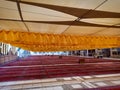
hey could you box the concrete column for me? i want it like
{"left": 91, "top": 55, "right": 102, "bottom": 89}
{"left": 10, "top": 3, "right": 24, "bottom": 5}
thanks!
{"left": 3, "top": 44, "right": 5, "bottom": 54}
{"left": 5, "top": 44, "right": 7, "bottom": 55}
{"left": 86, "top": 50, "right": 89, "bottom": 56}
{"left": 95, "top": 49, "right": 98, "bottom": 54}
{"left": 0, "top": 42, "right": 2, "bottom": 53}
{"left": 110, "top": 48, "right": 113, "bottom": 57}
{"left": 4, "top": 44, "right": 6, "bottom": 54}
{"left": 4, "top": 44, "right": 6, "bottom": 55}
{"left": 1, "top": 43, "right": 4, "bottom": 54}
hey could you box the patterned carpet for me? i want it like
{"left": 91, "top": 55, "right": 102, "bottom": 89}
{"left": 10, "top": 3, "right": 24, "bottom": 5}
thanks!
{"left": 0, "top": 55, "right": 120, "bottom": 82}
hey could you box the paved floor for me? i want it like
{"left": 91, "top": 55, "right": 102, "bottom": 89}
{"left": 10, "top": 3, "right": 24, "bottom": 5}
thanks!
{"left": 0, "top": 73, "right": 120, "bottom": 90}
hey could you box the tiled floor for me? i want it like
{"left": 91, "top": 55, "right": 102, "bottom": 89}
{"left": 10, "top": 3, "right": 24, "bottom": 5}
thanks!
{"left": 0, "top": 73, "right": 120, "bottom": 90}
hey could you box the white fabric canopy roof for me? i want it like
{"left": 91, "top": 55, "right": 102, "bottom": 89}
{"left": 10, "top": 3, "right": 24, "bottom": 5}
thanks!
{"left": 0, "top": 0, "right": 120, "bottom": 36}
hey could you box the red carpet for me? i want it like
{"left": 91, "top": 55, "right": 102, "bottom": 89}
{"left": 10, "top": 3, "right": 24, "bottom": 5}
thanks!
{"left": 0, "top": 55, "right": 120, "bottom": 82}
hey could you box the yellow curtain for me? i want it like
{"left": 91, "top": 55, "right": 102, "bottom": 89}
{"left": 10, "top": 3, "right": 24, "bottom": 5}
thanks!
{"left": 0, "top": 30, "right": 120, "bottom": 51}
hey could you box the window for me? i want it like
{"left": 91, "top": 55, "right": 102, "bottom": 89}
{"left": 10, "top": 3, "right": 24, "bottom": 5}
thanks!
{"left": 112, "top": 51, "right": 117, "bottom": 55}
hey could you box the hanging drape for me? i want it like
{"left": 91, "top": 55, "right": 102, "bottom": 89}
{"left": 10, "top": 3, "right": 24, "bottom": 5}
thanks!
{"left": 0, "top": 30, "right": 119, "bottom": 51}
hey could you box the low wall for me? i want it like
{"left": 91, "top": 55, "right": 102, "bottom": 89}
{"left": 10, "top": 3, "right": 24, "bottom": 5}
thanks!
{"left": 0, "top": 55, "right": 17, "bottom": 64}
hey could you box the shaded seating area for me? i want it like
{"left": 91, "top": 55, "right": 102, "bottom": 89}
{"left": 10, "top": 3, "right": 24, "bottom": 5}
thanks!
{"left": 0, "top": 55, "right": 120, "bottom": 82}
{"left": 0, "top": 0, "right": 120, "bottom": 89}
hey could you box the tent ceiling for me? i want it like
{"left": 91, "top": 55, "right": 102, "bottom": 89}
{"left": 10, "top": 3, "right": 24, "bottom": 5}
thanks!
{"left": 0, "top": 0, "right": 120, "bottom": 35}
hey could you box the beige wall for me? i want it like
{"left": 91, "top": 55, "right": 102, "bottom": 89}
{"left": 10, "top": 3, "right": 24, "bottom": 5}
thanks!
{"left": 0, "top": 55, "right": 17, "bottom": 64}
{"left": 0, "top": 42, "right": 17, "bottom": 64}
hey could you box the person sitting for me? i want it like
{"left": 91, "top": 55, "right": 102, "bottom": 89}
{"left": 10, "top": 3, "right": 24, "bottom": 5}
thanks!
{"left": 78, "top": 58, "right": 85, "bottom": 64}
{"left": 93, "top": 53, "right": 97, "bottom": 58}
{"left": 59, "top": 55, "right": 62, "bottom": 59}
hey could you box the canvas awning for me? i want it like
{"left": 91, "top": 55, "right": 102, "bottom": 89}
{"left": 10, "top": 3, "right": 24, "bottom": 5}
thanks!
{"left": 0, "top": 0, "right": 120, "bottom": 51}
